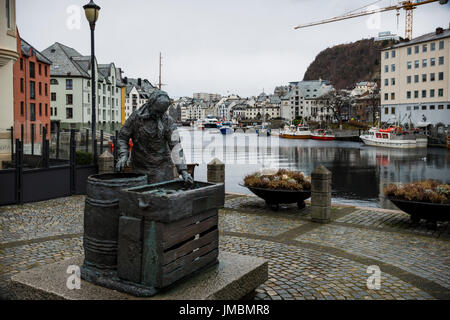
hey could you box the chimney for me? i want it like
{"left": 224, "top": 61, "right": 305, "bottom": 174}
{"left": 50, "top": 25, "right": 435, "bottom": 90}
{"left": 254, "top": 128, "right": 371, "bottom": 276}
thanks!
{"left": 138, "top": 78, "right": 142, "bottom": 87}
{"left": 436, "top": 27, "right": 444, "bottom": 35}
{"left": 123, "top": 77, "right": 128, "bottom": 84}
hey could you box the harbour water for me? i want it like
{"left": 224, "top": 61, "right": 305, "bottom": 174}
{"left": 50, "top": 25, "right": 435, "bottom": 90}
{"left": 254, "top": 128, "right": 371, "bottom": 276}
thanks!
{"left": 178, "top": 127, "right": 450, "bottom": 208}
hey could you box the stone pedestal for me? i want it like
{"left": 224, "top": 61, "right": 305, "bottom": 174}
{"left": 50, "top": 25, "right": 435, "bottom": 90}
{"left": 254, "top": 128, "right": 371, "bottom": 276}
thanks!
{"left": 311, "top": 165, "right": 332, "bottom": 223}
{"left": 8, "top": 252, "right": 268, "bottom": 300}
{"left": 98, "top": 151, "right": 114, "bottom": 174}
{"left": 207, "top": 158, "right": 225, "bottom": 183}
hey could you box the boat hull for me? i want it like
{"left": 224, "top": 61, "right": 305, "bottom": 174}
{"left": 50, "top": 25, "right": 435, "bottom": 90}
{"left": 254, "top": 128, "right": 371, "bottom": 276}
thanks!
{"left": 360, "top": 136, "right": 427, "bottom": 149}
{"left": 280, "top": 134, "right": 311, "bottom": 139}
{"left": 311, "top": 135, "right": 335, "bottom": 141}
{"left": 220, "top": 127, "right": 234, "bottom": 135}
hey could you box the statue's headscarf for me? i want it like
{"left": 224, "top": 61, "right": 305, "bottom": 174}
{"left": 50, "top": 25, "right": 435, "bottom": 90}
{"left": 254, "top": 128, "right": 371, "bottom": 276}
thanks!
{"left": 138, "top": 89, "right": 170, "bottom": 138}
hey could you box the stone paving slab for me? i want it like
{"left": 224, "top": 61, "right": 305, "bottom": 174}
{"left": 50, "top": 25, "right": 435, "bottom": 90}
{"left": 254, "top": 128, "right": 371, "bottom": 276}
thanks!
{"left": 0, "top": 196, "right": 84, "bottom": 244}
{"left": 219, "top": 211, "right": 307, "bottom": 237}
{"left": 295, "top": 224, "right": 450, "bottom": 290}
{"left": 221, "top": 236, "right": 433, "bottom": 300}
{"left": 336, "top": 209, "right": 450, "bottom": 239}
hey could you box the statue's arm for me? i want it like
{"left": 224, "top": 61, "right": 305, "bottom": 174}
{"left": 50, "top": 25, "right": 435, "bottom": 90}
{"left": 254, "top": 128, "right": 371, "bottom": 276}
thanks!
{"left": 167, "top": 117, "right": 187, "bottom": 173}
{"left": 117, "top": 115, "right": 134, "bottom": 160}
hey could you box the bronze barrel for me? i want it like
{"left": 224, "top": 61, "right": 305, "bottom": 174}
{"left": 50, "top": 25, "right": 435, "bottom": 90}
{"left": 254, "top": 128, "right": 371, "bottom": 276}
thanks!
{"left": 83, "top": 173, "right": 147, "bottom": 271}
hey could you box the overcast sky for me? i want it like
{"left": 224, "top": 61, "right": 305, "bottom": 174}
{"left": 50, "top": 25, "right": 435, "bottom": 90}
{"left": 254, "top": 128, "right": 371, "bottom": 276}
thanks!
{"left": 17, "top": 0, "right": 450, "bottom": 98}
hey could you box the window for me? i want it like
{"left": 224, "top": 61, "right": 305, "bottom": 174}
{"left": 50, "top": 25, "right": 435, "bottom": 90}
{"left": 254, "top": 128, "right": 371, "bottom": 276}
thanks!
{"left": 407, "top": 91, "right": 411, "bottom": 99}
{"left": 391, "top": 78, "right": 395, "bottom": 85}
{"left": 407, "top": 47, "right": 412, "bottom": 55}
{"left": 439, "top": 40, "right": 444, "bottom": 50}
{"left": 431, "top": 42, "right": 436, "bottom": 51}
{"left": 384, "top": 93, "right": 388, "bottom": 100}
{"left": 384, "top": 108, "right": 388, "bottom": 114}
{"left": 422, "top": 59, "right": 427, "bottom": 67}
{"left": 44, "top": 65, "right": 48, "bottom": 77}
{"left": 30, "top": 103, "right": 36, "bottom": 121}
{"left": 391, "top": 93, "right": 395, "bottom": 100}
{"left": 430, "top": 105, "right": 435, "bottom": 110}
{"left": 39, "top": 103, "right": 42, "bottom": 116}
{"left": 414, "top": 60, "right": 419, "bottom": 68}
{"left": 438, "top": 105, "right": 444, "bottom": 110}
{"left": 66, "top": 79, "right": 73, "bottom": 90}
{"left": 422, "top": 90, "right": 426, "bottom": 98}
{"left": 30, "top": 81, "right": 35, "bottom": 99}
{"left": 54, "top": 107, "right": 57, "bottom": 116}
{"left": 430, "top": 58, "right": 436, "bottom": 66}
{"left": 20, "top": 102, "right": 24, "bottom": 115}
{"left": 38, "top": 82, "right": 42, "bottom": 95}
{"left": 29, "top": 62, "right": 35, "bottom": 78}
{"left": 422, "top": 44, "right": 427, "bottom": 52}
{"left": 430, "top": 89, "right": 435, "bottom": 98}
{"left": 438, "top": 89, "right": 443, "bottom": 97}
{"left": 391, "top": 64, "right": 395, "bottom": 72}
{"left": 6, "top": 0, "right": 11, "bottom": 29}
{"left": 414, "top": 46, "right": 419, "bottom": 54}
{"left": 407, "top": 61, "right": 411, "bottom": 69}
{"left": 45, "top": 104, "right": 48, "bottom": 116}
{"left": 414, "top": 105, "right": 419, "bottom": 110}
{"left": 414, "top": 75, "right": 419, "bottom": 83}
{"left": 20, "top": 78, "right": 24, "bottom": 93}
{"left": 50, "top": 79, "right": 58, "bottom": 85}
{"left": 438, "top": 72, "right": 444, "bottom": 80}
{"left": 66, "top": 108, "right": 73, "bottom": 119}
{"left": 51, "top": 92, "right": 56, "bottom": 101}
{"left": 391, "top": 50, "right": 396, "bottom": 58}
{"left": 38, "top": 64, "right": 42, "bottom": 75}
{"left": 391, "top": 107, "right": 395, "bottom": 114}
{"left": 422, "top": 74, "right": 427, "bottom": 82}
{"left": 66, "top": 94, "right": 73, "bottom": 105}
{"left": 20, "top": 58, "right": 23, "bottom": 70}
{"left": 422, "top": 105, "right": 427, "bottom": 110}
{"left": 438, "top": 56, "right": 444, "bottom": 65}
{"left": 407, "top": 75, "right": 411, "bottom": 84}
{"left": 45, "top": 83, "right": 48, "bottom": 96}
{"left": 406, "top": 106, "right": 411, "bottom": 111}
{"left": 414, "top": 90, "right": 418, "bottom": 98}
{"left": 384, "top": 65, "right": 388, "bottom": 72}
{"left": 430, "top": 73, "right": 435, "bottom": 81}
{"left": 384, "top": 79, "right": 388, "bottom": 86}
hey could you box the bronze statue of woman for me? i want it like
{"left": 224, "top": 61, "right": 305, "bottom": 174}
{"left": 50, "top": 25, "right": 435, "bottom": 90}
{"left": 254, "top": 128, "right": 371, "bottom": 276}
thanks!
{"left": 115, "top": 90, "right": 193, "bottom": 184}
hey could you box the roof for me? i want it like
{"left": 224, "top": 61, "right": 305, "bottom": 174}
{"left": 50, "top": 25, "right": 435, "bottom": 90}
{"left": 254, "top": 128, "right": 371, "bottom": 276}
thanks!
{"left": 20, "top": 38, "right": 52, "bottom": 65}
{"left": 125, "top": 78, "right": 155, "bottom": 96}
{"left": 42, "top": 42, "right": 90, "bottom": 78}
{"left": 387, "top": 27, "right": 450, "bottom": 50}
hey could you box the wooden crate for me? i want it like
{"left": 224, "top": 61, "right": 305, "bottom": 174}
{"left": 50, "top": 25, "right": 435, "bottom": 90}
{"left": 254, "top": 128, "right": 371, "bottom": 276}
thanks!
{"left": 117, "top": 180, "right": 223, "bottom": 290}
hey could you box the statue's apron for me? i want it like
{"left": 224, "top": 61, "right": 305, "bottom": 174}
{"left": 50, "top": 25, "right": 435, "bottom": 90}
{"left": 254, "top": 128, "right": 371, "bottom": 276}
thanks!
{"left": 129, "top": 117, "right": 175, "bottom": 184}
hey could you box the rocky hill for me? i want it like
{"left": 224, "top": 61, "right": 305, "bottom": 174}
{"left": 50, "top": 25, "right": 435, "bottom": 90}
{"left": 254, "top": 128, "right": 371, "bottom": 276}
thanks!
{"left": 303, "top": 38, "right": 398, "bottom": 89}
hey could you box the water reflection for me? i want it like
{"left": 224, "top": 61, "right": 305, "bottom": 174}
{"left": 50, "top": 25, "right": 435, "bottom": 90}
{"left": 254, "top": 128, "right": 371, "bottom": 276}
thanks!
{"left": 178, "top": 128, "right": 450, "bottom": 208}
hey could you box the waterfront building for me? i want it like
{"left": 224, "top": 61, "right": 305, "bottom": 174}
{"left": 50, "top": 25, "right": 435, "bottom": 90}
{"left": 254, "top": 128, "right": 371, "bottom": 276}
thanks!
{"left": 193, "top": 92, "right": 221, "bottom": 102}
{"left": 13, "top": 30, "right": 52, "bottom": 146}
{"left": 375, "top": 31, "right": 400, "bottom": 42}
{"left": 124, "top": 78, "right": 155, "bottom": 120}
{"left": 381, "top": 26, "right": 450, "bottom": 126}
{"left": 0, "top": 0, "right": 18, "bottom": 167}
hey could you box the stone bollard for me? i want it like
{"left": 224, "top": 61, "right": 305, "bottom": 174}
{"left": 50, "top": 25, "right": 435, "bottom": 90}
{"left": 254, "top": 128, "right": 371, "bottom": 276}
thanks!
{"left": 98, "top": 151, "right": 114, "bottom": 174}
{"left": 207, "top": 158, "right": 225, "bottom": 183}
{"left": 311, "top": 165, "right": 332, "bottom": 223}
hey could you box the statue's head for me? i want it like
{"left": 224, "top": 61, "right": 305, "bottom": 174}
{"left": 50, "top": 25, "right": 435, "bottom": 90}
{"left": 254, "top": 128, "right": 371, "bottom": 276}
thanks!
{"left": 148, "top": 90, "right": 170, "bottom": 117}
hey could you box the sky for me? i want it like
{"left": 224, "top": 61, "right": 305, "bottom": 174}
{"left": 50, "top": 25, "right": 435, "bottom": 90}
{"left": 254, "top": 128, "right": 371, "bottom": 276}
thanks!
{"left": 16, "top": 0, "right": 450, "bottom": 98}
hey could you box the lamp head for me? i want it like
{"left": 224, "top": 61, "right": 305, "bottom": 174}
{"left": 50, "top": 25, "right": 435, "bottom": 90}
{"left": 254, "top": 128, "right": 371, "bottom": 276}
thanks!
{"left": 83, "top": 0, "right": 101, "bottom": 25}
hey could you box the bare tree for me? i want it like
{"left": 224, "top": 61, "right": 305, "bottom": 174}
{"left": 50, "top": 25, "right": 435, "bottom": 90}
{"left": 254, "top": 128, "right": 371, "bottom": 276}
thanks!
{"left": 366, "top": 88, "right": 380, "bottom": 125}
{"left": 323, "top": 90, "right": 352, "bottom": 127}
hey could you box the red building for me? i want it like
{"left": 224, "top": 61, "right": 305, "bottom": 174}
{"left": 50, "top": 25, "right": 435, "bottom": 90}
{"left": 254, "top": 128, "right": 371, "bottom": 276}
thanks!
{"left": 13, "top": 29, "right": 52, "bottom": 144}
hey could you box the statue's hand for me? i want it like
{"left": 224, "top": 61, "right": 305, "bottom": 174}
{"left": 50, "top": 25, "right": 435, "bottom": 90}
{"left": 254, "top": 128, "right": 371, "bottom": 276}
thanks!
{"left": 181, "top": 170, "right": 194, "bottom": 184}
{"left": 116, "top": 155, "right": 128, "bottom": 172}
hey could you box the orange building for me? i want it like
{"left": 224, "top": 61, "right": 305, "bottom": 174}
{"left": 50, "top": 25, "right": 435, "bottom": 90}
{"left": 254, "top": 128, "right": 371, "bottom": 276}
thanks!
{"left": 13, "top": 29, "right": 52, "bottom": 144}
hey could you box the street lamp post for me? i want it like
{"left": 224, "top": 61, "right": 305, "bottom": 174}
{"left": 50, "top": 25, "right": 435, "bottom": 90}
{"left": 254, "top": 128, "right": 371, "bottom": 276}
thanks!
{"left": 83, "top": 0, "right": 100, "bottom": 166}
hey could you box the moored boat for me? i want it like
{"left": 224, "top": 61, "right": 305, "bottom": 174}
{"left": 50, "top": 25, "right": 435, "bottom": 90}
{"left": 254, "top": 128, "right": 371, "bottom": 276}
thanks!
{"left": 279, "top": 124, "right": 311, "bottom": 139}
{"left": 360, "top": 127, "right": 427, "bottom": 149}
{"left": 311, "top": 129, "right": 335, "bottom": 141}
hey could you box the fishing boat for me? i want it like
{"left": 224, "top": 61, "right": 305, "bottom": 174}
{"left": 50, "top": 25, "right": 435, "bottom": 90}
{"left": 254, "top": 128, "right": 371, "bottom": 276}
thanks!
{"left": 204, "top": 115, "right": 219, "bottom": 128}
{"left": 279, "top": 124, "right": 311, "bottom": 139}
{"left": 311, "top": 129, "right": 335, "bottom": 141}
{"left": 360, "top": 126, "right": 427, "bottom": 149}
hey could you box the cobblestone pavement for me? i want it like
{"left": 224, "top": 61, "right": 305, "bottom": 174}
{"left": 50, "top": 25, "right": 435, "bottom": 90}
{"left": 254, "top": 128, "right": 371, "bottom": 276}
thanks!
{"left": 0, "top": 194, "right": 449, "bottom": 300}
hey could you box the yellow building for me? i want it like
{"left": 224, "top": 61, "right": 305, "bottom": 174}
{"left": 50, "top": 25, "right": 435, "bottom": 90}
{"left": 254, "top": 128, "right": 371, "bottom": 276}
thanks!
{"left": 381, "top": 26, "right": 450, "bottom": 126}
{"left": 0, "top": 0, "right": 18, "bottom": 167}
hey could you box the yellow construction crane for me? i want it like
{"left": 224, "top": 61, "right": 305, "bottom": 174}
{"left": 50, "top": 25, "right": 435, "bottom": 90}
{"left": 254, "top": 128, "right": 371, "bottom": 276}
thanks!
{"left": 294, "top": 0, "right": 448, "bottom": 40}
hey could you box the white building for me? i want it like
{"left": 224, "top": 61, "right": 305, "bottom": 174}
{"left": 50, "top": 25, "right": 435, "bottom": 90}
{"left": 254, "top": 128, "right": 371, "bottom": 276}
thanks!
{"left": 124, "top": 78, "right": 155, "bottom": 120}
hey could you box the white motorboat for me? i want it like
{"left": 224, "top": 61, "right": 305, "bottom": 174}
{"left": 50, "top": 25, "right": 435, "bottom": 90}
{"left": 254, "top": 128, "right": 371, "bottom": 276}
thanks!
{"left": 360, "top": 127, "right": 427, "bottom": 149}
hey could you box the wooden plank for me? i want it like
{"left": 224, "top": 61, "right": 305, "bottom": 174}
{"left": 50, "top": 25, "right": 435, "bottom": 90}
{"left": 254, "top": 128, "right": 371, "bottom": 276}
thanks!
{"left": 161, "top": 249, "right": 219, "bottom": 287}
{"left": 162, "top": 215, "right": 218, "bottom": 250}
{"left": 162, "top": 229, "right": 218, "bottom": 265}
{"left": 117, "top": 216, "right": 142, "bottom": 283}
{"left": 141, "top": 220, "right": 163, "bottom": 287}
{"left": 162, "top": 238, "right": 218, "bottom": 274}
{"left": 163, "top": 209, "right": 217, "bottom": 234}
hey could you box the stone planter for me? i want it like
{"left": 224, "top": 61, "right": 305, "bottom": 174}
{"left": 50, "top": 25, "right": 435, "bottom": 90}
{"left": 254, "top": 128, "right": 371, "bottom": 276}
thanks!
{"left": 388, "top": 197, "right": 450, "bottom": 223}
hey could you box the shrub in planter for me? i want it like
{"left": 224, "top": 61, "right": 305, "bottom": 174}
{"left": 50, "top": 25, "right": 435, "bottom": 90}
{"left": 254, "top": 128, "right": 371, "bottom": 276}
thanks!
{"left": 76, "top": 151, "right": 93, "bottom": 165}
{"left": 384, "top": 180, "right": 450, "bottom": 204}
{"left": 244, "top": 169, "right": 311, "bottom": 191}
